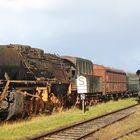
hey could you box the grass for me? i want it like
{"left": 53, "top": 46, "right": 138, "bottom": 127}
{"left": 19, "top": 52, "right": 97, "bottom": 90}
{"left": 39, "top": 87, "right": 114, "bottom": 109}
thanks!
{"left": 90, "top": 102, "right": 140, "bottom": 140}
{"left": 0, "top": 98, "right": 137, "bottom": 140}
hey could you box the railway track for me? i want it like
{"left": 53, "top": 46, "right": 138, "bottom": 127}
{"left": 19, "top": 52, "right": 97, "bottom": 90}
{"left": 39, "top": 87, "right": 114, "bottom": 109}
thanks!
{"left": 112, "top": 126, "right": 140, "bottom": 140}
{"left": 25, "top": 104, "right": 139, "bottom": 140}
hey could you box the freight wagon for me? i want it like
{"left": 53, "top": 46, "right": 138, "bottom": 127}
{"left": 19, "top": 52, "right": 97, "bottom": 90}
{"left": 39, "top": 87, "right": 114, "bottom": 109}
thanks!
{"left": 93, "top": 64, "right": 127, "bottom": 99}
{"left": 126, "top": 73, "right": 139, "bottom": 95}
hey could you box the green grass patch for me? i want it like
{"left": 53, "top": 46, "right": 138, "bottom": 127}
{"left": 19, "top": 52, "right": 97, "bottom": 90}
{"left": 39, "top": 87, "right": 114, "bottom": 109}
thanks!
{"left": 0, "top": 98, "right": 137, "bottom": 140}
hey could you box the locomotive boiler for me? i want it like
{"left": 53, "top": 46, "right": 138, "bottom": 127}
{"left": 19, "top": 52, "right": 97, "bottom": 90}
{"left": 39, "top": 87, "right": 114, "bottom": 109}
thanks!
{"left": 0, "top": 44, "right": 71, "bottom": 120}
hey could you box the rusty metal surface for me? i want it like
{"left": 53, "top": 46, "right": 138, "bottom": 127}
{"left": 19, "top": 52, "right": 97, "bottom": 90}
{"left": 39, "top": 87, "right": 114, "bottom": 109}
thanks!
{"left": 0, "top": 44, "right": 70, "bottom": 83}
{"left": 105, "top": 67, "right": 127, "bottom": 93}
{"left": 0, "top": 80, "right": 10, "bottom": 101}
{"left": 0, "top": 44, "right": 71, "bottom": 120}
{"left": 62, "top": 56, "right": 77, "bottom": 65}
{"left": 93, "top": 64, "right": 105, "bottom": 93}
{"left": 93, "top": 64, "right": 127, "bottom": 94}
{"left": 93, "top": 64, "right": 105, "bottom": 77}
{"left": 0, "top": 46, "right": 21, "bottom": 68}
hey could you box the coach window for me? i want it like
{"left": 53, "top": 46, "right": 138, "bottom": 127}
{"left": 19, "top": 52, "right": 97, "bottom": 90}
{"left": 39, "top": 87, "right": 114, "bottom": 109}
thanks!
{"left": 79, "top": 62, "right": 82, "bottom": 74}
{"left": 71, "top": 68, "right": 76, "bottom": 82}
{"left": 81, "top": 62, "right": 83, "bottom": 74}
{"left": 79, "top": 62, "right": 82, "bottom": 75}
{"left": 82, "top": 62, "right": 84, "bottom": 74}
{"left": 72, "top": 70, "right": 76, "bottom": 77}
{"left": 83, "top": 62, "right": 85, "bottom": 74}
{"left": 89, "top": 64, "right": 92, "bottom": 75}
{"left": 77, "top": 62, "right": 80, "bottom": 75}
{"left": 86, "top": 63, "right": 88, "bottom": 74}
{"left": 87, "top": 63, "right": 89, "bottom": 74}
{"left": 84, "top": 62, "right": 86, "bottom": 74}
{"left": 88, "top": 63, "right": 90, "bottom": 74}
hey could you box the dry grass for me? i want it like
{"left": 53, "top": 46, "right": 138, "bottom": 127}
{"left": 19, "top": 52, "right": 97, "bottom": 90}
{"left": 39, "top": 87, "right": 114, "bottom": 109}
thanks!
{"left": 0, "top": 98, "right": 137, "bottom": 140}
{"left": 87, "top": 101, "right": 140, "bottom": 140}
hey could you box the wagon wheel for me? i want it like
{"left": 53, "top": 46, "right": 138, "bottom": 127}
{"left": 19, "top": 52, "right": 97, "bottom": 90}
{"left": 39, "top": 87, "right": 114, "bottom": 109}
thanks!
{"left": 21, "top": 99, "right": 34, "bottom": 118}
{"left": 21, "top": 97, "right": 45, "bottom": 118}
{"left": 44, "top": 101, "right": 54, "bottom": 114}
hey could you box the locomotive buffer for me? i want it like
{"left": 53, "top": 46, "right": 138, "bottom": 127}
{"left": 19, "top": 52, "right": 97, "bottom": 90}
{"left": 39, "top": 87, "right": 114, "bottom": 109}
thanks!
{"left": 77, "top": 76, "right": 87, "bottom": 113}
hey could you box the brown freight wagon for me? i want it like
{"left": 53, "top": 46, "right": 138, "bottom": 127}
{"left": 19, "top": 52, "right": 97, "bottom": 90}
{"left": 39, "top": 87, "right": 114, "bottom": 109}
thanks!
{"left": 93, "top": 64, "right": 127, "bottom": 95}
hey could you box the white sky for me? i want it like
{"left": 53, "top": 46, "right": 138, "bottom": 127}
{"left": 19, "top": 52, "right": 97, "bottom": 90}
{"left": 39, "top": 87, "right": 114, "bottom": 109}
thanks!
{"left": 0, "top": 0, "right": 140, "bottom": 72}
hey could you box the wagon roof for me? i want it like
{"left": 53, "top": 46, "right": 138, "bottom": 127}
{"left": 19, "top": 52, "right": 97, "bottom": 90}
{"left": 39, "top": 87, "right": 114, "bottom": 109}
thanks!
{"left": 93, "top": 64, "right": 126, "bottom": 74}
{"left": 105, "top": 67, "right": 126, "bottom": 74}
{"left": 62, "top": 56, "right": 93, "bottom": 65}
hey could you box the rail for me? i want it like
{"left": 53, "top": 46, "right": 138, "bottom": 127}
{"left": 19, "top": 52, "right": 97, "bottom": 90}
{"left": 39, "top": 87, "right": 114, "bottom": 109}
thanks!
{"left": 112, "top": 126, "right": 140, "bottom": 140}
{"left": 24, "top": 104, "right": 139, "bottom": 140}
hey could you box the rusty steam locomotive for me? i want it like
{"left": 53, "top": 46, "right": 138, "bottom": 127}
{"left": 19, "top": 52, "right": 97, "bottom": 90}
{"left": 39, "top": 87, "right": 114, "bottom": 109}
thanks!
{"left": 0, "top": 44, "right": 75, "bottom": 120}
{"left": 0, "top": 44, "right": 139, "bottom": 120}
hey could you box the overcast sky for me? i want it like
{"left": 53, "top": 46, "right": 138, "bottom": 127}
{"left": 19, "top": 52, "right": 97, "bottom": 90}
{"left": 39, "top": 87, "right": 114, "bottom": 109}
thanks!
{"left": 0, "top": 0, "right": 140, "bottom": 72}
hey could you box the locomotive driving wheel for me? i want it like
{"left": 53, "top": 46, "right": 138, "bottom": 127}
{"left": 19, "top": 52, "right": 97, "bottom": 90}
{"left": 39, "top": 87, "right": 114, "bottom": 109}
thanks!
{"left": 49, "top": 93, "right": 67, "bottom": 112}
